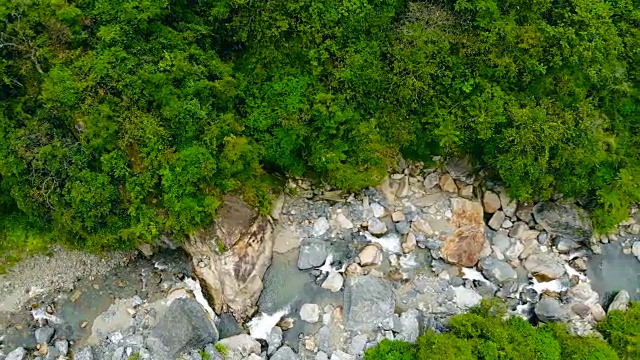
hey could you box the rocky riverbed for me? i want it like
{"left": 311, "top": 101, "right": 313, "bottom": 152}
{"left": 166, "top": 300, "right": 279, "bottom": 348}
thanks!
{"left": 2, "top": 158, "right": 640, "bottom": 360}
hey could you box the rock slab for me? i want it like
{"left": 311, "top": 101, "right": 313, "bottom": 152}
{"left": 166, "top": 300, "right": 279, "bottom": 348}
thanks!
{"left": 344, "top": 275, "right": 395, "bottom": 331}
{"left": 146, "top": 298, "right": 219, "bottom": 360}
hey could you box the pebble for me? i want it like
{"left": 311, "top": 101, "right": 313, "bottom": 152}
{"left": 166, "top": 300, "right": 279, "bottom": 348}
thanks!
{"left": 300, "top": 304, "right": 320, "bottom": 323}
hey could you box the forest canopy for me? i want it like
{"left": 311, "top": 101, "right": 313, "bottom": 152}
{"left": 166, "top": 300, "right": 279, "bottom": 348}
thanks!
{"left": 0, "top": 0, "right": 638, "bottom": 253}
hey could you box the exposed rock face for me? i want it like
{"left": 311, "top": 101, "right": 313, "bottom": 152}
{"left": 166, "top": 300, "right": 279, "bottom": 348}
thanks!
{"left": 183, "top": 195, "right": 274, "bottom": 321}
{"left": 608, "top": 290, "right": 630, "bottom": 313}
{"left": 532, "top": 202, "right": 593, "bottom": 244}
{"left": 441, "top": 198, "right": 486, "bottom": 267}
{"left": 343, "top": 275, "right": 395, "bottom": 332}
{"left": 146, "top": 298, "right": 219, "bottom": 360}
{"left": 523, "top": 253, "right": 566, "bottom": 281}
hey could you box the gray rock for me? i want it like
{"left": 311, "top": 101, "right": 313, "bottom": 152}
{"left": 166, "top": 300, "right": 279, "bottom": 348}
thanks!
{"left": 73, "top": 347, "right": 95, "bottom": 360}
{"left": 204, "top": 344, "right": 225, "bottom": 360}
{"left": 315, "top": 351, "right": 330, "bottom": 360}
{"left": 35, "top": 326, "right": 55, "bottom": 344}
{"left": 316, "top": 326, "right": 331, "bottom": 354}
{"left": 300, "top": 303, "right": 320, "bottom": 323}
{"left": 344, "top": 275, "right": 395, "bottom": 331}
{"left": 368, "top": 218, "right": 388, "bottom": 235}
{"left": 554, "top": 237, "right": 581, "bottom": 253}
{"left": 491, "top": 233, "right": 511, "bottom": 253}
{"left": 313, "top": 217, "right": 331, "bottom": 236}
{"left": 330, "top": 350, "right": 356, "bottom": 360}
{"left": 267, "top": 326, "right": 283, "bottom": 355}
{"left": 523, "top": 253, "right": 566, "bottom": 281}
{"left": 608, "top": 290, "right": 630, "bottom": 313}
{"left": 488, "top": 211, "right": 505, "bottom": 231}
{"left": 453, "top": 286, "right": 482, "bottom": 309}
{"left": 6, "top": 348, "right": 27, "bottom": 360}
{"left": 398, "top": 309, "right": 420, "bottom": 343}
{"left": 321, "top": 271, "right": 344, "bottom": 292}
{"left": 54, "top": 339, "right": 69, "bottom": 356}
{"left": 395, "top": 221, "right": 410, "bottom": 235}
{"left": 479, "top": 257, "right": 517, "bottom": 284}
{"left": 508, "top": 221, "right": 529, "bottom": 238}
{"left": 348, "top": 334, "right": 368, "bottom": 355}
{"left": 572, "top": 303, "right": 591, "bottom": 318}
{"left": 446, "top": 157, "right": 475, "bottom": 184}
{"left": 633, "top": 242, "right": 640, "bottom": 260}
{"left": 216, "top": 334, "right": 261, "bottom": 357}
{"left": 146, "top": 298, "right": 219, "bottom": 360}
{"left": 535, "top": 297, "right": 566, "bottom": 323}
{"left": 271, "top": 345, "right": 299, "bottom": 360}
{"left": 298, "top": 240, "right": 328, "bottom": 270}
{"left": 370, "top": 202, "right": 386, "bottom": 218}
{"left": 532, "top": 202, "right": 593, "bottom": 244}
{"left": 537, "top": 231, "right": 549, "bottom": 245}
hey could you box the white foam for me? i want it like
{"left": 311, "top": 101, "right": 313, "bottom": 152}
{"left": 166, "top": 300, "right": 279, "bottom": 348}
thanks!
{"left": 31, "top": 307, "right": 62, "bottom": 325}
{"left": 530, "top": 277, "right": 568, "bottom": 293}
{"left": 316, "top": 253, "right": 335, "bottom": 274}
{"left": 183, "top": 277, "right": 217, "bottom": 322}
{"left": 461, "top": 267, "right": 491, "bottom": 284}
{"left": 248, "top": 307, "right": 289, "bottom": 340}
{"left": 364, "top": 232, "right": 402, "bottom": 253}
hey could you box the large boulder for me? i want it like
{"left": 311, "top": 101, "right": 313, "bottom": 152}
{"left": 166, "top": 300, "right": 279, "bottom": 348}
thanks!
{"left": 523, "top": 253, "right": 566, "bottom": 281}
{"left": 532, "top": 202, "right": 593, "bottom": 244}
{"left": 608, "top": 290, "right": 630, "bottom": 313}
{"left": 535, "top": 297, "right": 566, "bottom": 323}
{"left": 146, "top": 298, "right": 219, "bottom": 360}
{"left": 183, "top": 195, "right": 274, "bottom": 321}
{"left": 271, "top": 345, "right": 300, "bottom": 360}
{"left": 441, "top": 198, "right": 486, "bottom": 267}
{"left": 216, "top": 334, "right": 261, "bottom": 359}
{"left": 344, "top": 275, "right": 395, "bottom": 332}
{"left": 478, "top": 257, "right": 517, "bottom": 284}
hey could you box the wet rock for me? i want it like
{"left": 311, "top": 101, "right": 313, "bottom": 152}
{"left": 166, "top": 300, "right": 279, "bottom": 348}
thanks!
{"left": 532, "top": 202, "right": 593, "bottom": 244}
{"left": 488, "top": 211, "right": 505, "bottom": 230}
{"left": 555, "top": 237, "right": 581, "bottom": 253}
{"left": 478, "top": 257, "right": 517, "bottom": 284}
{"left": 344, "top": 275, "right": 395, "bottom": 331}
{"left": 535, "top": 297, "right": 566, "bottom": 323}
{"left": 367, "top": 218, "right": 388, "bottom": 235}
{"left": 398, "top": 309, "right": 420, "bottom": 343}
{"left": 35, "top": 326, "right": 55, "bottom": 344}
{"left": 322, "top": 272, "right": 344, "bottom": 292}
{"left": 314, "top": 217, "right": 331, "bottom": 236}
{"left": 298, "top": 240, "right": 328, "bottom": 270}
{"left": 483, "top": 191, "right": 501, "bottom": 213}
{"left": 523, "top": 253, "right": 566, "bottom": 281}
{"left": 184, "top": 196, "right": 274, "bottom": 320}
{"left": 216, "top": 334, "right": 261, "bottom": 358}
{"left": 271, "top": 345, "right": 299, "bottom": 360}
{"left": 446, "top": 158, "right": 475, "bottom": 184}
{"left": 146, "top": 298, "right": 219, "bottom": 360}
{"left": 300, "top": 304, "right": 320, "bottom": 323}
{"left": 441, "top": 198, "right": 486, "bottom": 267}
{"left": 608, "top": 290, "right": 630, "bottom": 313}
{"left": 632, "top": 242, "right": 640, "bottom": 260}
{"left": 358, "top": 245, "right": 383, "bottom": 266}
{"left": 439, "top": 174, "right": 458, "bottom": 193}
{"left": 267, "top": 327, "right": 283, "bottom": 355}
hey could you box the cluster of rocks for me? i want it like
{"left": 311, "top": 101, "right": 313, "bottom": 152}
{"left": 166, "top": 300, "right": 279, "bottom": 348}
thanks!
{"left": 2, "top": 157, "right": 639, "bottom": 360}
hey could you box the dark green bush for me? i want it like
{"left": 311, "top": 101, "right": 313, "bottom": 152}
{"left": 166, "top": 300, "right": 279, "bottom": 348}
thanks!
{"left": 0, "top": 0, "right": 638, "bottom": 254}
{"left": 365, "top": 300, "right": 626, "bottom": 360}
{"left": 598, "top": 302, "right": 640, "bottom": 359}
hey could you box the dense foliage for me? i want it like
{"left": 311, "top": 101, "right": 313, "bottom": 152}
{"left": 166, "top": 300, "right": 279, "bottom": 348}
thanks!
{"left": 364, "top": 300, "right": 638, "bottom": 360}
{"left": 1, "top": 0, "right": 639, "bottom": 256}
{"left": 598, "top": 302, "right": 640, "bottom": 359}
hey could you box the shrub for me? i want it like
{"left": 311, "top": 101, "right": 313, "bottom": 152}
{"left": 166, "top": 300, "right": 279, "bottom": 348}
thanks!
{"left": 598, "top": 302, "right": 640, "bottom": 359}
